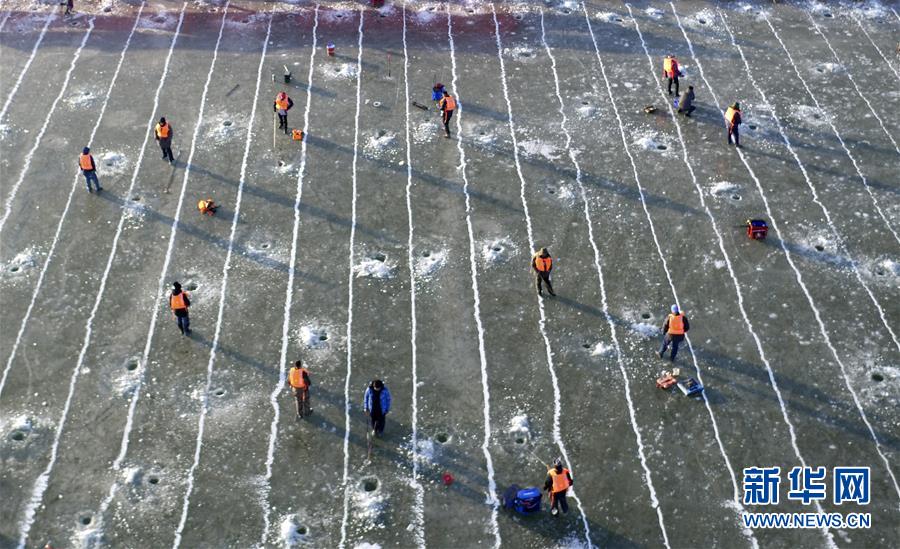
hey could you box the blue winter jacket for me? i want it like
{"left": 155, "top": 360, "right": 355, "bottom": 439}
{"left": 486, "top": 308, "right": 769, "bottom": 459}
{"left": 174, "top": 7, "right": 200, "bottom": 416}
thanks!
{"left": 364, "top": 385, "right": 392, "bottom": 415}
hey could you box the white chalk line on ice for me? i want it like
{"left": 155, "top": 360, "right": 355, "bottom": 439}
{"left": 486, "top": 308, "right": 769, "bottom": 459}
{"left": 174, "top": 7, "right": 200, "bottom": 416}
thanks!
{"left": 446, "top": 6, "right": 501, "bottom": 546}
{"left": 400, "top": 3, "right": 426, "bottom": 546}
{"left": 806, "top": 14, "right": 899, "bottom": 155}
{"left": 760, "top": 12, "right": 900, "bottom": 248}
{"left": 543, "top": 9, "right": 668, "bottom": 548}
{"left": 490, "top": 4, "right": 592, "bottom": 546}
{"left": 89, "top": 1, "right": 191, "bottom": 527}
{"left": 893, "top": 7, "right": 900, "bottom": 24}
{"left": 0, "top": 15, "right": 91, "bottom": 235}
{"left": 259, "top": 5, "right": 316, "bottom": 545}
{"left": 0, "top": 10, "right": 53, "bottom": 123}
{"left": 0, "top": 2, "right": 146, "bottom": 404}
{"left": 0, "top": 10, "right": 12, "bottom": 32}
{"left": 171, "top": 4, "right": 258, "bottom": 547}
{"left": 851, "top": 15, "right": 900, "bottom": 80}
{"left": 0, "top": 1, "right": 146, "bottom": 402}
{"left": 339, "top": 8, "right": 364, "bottom": 549}
{"left": 627, "top": 5, "right": 765, "bottom": 546}
{"left": 717, "top": 9, "right": 900, "bottom": 504}
{"left": 10, "top": 17, "right": 92, "bottom": 548}
{"left": 14, "top": 8, "right": 174, "bottom": 547}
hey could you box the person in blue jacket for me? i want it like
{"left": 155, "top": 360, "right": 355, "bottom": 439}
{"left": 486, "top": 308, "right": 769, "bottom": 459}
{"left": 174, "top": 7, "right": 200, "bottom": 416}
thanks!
{"left": 364, "top": 379, "right": 392, "bottom": 436}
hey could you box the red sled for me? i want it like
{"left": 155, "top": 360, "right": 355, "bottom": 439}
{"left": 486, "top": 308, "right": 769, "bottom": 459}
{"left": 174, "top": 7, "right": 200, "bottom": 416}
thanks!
{"left": 747, "top": 219, "right": 768, "bottom": 240}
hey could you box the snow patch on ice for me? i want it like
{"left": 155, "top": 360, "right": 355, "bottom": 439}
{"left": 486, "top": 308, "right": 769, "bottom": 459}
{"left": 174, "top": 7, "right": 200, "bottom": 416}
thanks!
{"left": 279, "top": 513, "right": 307, "bottom": 547}
{"left": 685, "top": 8, "right": 717, "bottom": 28}
{"left": 99, "top": 151, "right": 129, "bottom": 176}
{"left": 644, "top": 7, "right": 664, "bottom": 19}
{"left": 519, "top": 140, "right": 560, "bottom": 161}
{"left": 3, "top": 414, "right": 34, "bottom": 434}
{"left": 123, "top": 199, "right": 147, "bottom": 225}
{"left": 506, "top": 46, "right": 537, "bottom": 62}
{"left": 812, "top": 62, "right": 844, "bottom": 75}
{"left": 633, "top": 132, "right": 671, "bottom": 154}
{"left": 321, "top": 62, "right": 358, "bottom": 81}
{"left": 552, "top": 532, "right": 591, "bottom": 549}
{"left": 709, "top": 181, "right": 739, "bottom": 196}
{"left": 364, "top": 130, "right": 397, "bottom": 157}
{"left": 414, "top": 438, "right": 436, "bottom": 465}
{"left": 415, "top": 249, "right": 446, "bottom": 277}
{"left": 589, "top": 341, "right": 614, "bottom": 357}
{"left": 790, "top": 104, "right": 831, "bottom": 126}
{"left": 297, "top": 324, "right": 331, "bottom": 350}
{"left": 354, "top": 254, "right": 397, "bottom": 279}
{"left": 548, "top": 184, "right": 577, "bottom": 207}
{"left": 353, "top": 544, "right": 382, "bottom": 549}
{"left": 595, "top": 11, "right": 628, "bottom": 25}
{"left": 139, "top": 10, "right": 178, "bottom": 30}
{"left": 206, "top": 113, "right": 245, "bottom": 145}
{"left": 322, "top": 8, "right": 352, "bottom": 23}
{"left": 412, "top": 4, "right": 442, "bottom": 25}
{"left": 352, "top": 480, "right": 386, "bottom": 529}
{"left": 630, "top": 322, "right": 659, "bottom": 338}
{"left": 481, "top": 237, "right": 516, "bottom": 266}
{"left": 5, "top": 247, "right": 36, "bottom": 275}
{"left": 840, "top": 1, "right": 890, "bottom": 20}
{"left": 412, "top": 119, "right": 439, "bottom": 144}
{"left": 65, "top": 89, "right": 98, "bottom": 109}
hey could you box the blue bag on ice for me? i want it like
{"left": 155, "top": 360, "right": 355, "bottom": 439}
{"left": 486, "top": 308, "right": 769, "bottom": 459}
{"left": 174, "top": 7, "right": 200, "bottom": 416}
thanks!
{"left": 514, "top": 487, "right": 542, "bottom": 514}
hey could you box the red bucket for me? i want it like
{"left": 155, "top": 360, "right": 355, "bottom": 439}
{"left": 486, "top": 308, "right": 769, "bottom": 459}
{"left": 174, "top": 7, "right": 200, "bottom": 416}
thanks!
{"left": 327, "top": 42, "right": 335, "bottom": 56}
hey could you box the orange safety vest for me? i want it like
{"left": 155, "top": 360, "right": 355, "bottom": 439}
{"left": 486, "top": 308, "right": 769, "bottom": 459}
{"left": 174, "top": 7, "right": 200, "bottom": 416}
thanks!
{"left": 155, "top": 122, "right": 170, "bottom": 138}
{"left": 440, "top": 95, "right": 456, "bottom": 111}
{"left": 289, "top": 367, "right": 309, "bottom": 389}
{"left": 275, "top": 94, "right": 290, "bottom": 111}
{"left": 725, "top": 107, "right": 740, "bottom": 125}
{"left": 79, "top": 153, "right": 93, "bottom": 171}
{"left": 667, "top": 313, "right": 685, "bottom": 335}
{"left": 534, "top": 254, "right": 552, "bottom": 272}
{"left": 170, "top": 291, "right": 189, "bottom": 311}
{"left": 549, "top": 468, "right": 571, "bottom": 493}
{"left": 198, "top": 199, "right": 213, "bottom": 213}
{"left": 663, "top": 57, "right": 678, "bottom": 77}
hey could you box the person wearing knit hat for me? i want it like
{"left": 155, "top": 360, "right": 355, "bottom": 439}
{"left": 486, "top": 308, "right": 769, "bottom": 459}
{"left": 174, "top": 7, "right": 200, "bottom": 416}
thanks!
{"left": 659, "top": 304, "right": 689, "bottom": 362}
{"left": 78, "top": 146, "right": 101, "bottom": 193}
{"left": 169, "top": 281, "right": 191, "bottom": 336}
{"left": 725, "top": 102, "right": 742, "bottom": 147}
{"left": 531, "top": 247, "right": 556, "bottom": 297}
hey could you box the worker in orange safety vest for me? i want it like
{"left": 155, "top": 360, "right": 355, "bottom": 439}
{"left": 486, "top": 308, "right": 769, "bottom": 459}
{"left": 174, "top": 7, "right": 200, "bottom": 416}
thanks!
{"left": 531, "top": 247, "right": 556, "bottom": 297}
{"left": 170, "top": 281, "right": 191, "bottom": 336}
{"left": 155, "top": 117, "right": 175, "bottom": 163}
{"left": 197, "top": 198, "right": 217, "bottom": 216}
{"left": 543, "top": 458, "right": 573, "bottom": 516}
{"left": 273, "top": 92, "right": 294, "bottom": 135}
{"left": 659, "top": 304, "right": 690, "bottom": 362}
{"left": 438, "top": 90, "right": 456, "bottom": 138}
{"left": 79, "top": 147, "right": 102, "bottom": 193}
{"left": 663, "top": 54, "right": 680, "bottom": 96}
{"left": 288, "top": 360, "right": 312, "bottom": 419}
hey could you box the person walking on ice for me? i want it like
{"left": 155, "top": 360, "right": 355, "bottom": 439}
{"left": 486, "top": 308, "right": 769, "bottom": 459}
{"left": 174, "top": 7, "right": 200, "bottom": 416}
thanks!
{"left": 79, "top": 147, "right": 101, "bottom": 193}
{"left": 725, "top": 102, "right": 742, "bottom": 147}
{"left": 663, "top": 54, "right": 680, "bottom": 96}
{"left": 659, "top": 304, "right": 689, "bottom": 362}
{"left": 288, "top": 360, "right": 311, "bottom": 419}
{"left": 438, "top": 89, "right": 456, "bottom": 139}
{"left": 364, "top": 379, "right": 391, "bottom": 437}
{"left": 273, "top": 91, "right": 294, "bottom": 135}
{"left": 544, "top": 457, "right": 573, "bottom": 517}
{"left": 532, "top": 247, "right": 555, "bottom": 297}
{"left": 155, "top": 117, "right": 175, "bottom": 164}
{"left": 169, "top": 281, "right": 191, "bottom": 336}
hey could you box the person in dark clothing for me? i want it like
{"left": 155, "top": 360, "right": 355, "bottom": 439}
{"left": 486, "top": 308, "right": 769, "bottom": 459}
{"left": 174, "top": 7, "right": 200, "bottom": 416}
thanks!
{"left": 79, "top": 147, "right": 101, "bottom": 192}
{"left": 531, "top": 247, "right": 555, "bottom": 297}
{"left": 677, "top": 86, "right": 695, "bottom": 117}
{"left": 273, "top": 92, "right": 294, "bottom": 135}
{"left": 543, "top": 458, "right": 573, "bottom": 517}
{"left": 169, "top": 281, "right": 191, "bottom": 336}
{"left": 438, "top": 90, "right": 456, "bottom": 138}
{"left": 659, "top": 304, "right": 689, "bottom": 361}
{"left": 63, "top": 0, "right": 74, "bottom": 15}
{"left": 155, "top": 117, "right": 174, "bottom": 163}
{"left": 363, "top": 379, "right": 392, "bottom": 436}
{"left": 726, "top": 103, "right": 742, "bottom": 147}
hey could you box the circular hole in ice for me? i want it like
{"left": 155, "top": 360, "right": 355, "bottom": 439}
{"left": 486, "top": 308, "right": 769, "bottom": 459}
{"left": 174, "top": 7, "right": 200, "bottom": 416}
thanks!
{"left": 372, "top": 101, "right": 382, "bottom": 108}
{"left": 748, "top": 124, "right": 757, "bottom": 130}
{"left": 613, "top": 17, "right": 623, "bottom": 22}
{"left": 9, "top": 266, "right": 20, "bottom": 273}
{"left": 698, "top": 18, "right": 707, "bottom": 25}
{"left": 261, "top": 243, "right": 270, "bottom": 249}
{"left": 362, "top": 478, "right": 379, "bottom": 492}
{"left": 467, "top": 8, "right": 475, "bottom": 13}
{"left": 514, "top": 14, "right": 523, "bottom": 21}
{"left": 641, "top": 312, "right": 651, "bottom": 319}
{"left": 656, "top": 144, "right": 667, "bottom": 150}
{"left": 185, "top": 282, "right": 199, "bottom": 291}
{"left": 336, "top": 13, "right": 344, "bottom": 18}
{"left": 214, "top": 388, "right": 226, "bottom": 397}
{"left": 296, "top": 525, "right": 308, "bottom": 535}
{"left": 371, "top": 252, "right": 387, "bottom": 262}
{"left": 103, "top": 6, "right": 111, "bottom": 12}
{"left": 80, "top": 515, "right": 92, "bottom": 526}
{"left": 148, "top": 476, "right": 160, "bottom": 485}
{"left": 278, "top": 160, "right": 285, "bottom": 167}
{"left": 562, "top": 8, "right": 571, "bottom": 15}
{"left": 519, "top": 51, "right": 531, "bottom": 58}
{"left": 816, "top": 67, "right": 825, "bottom": 73}
{"left": 318, "top": 334, "right": 328, "bottom": 341}
{"left": 814, "top": 245, "right": 825, "bottom": 252}
{"left": 731, "top": 194, "right": 742, "bottom": 201}
{"left": 154, "top": 15, "right": 166, "bottom": 23}
{"left": 10, "top": 430, "right": 26, "bottom": 441}
{"left": 581, "top": 101, "right": 589, "bottom": 105}
{"left": 548, "top": 188, "right": 556, "bottom": 194}
{"left": 514, "top": 436, "right": 526, "bottom": 444}
{"left": 377, "top": 129, "right": 387, "bottom": 137}
{"left": 875, "top": 270, "right": 885, "bottom": 277}
{"left": 131, "top": 196, "right": 141, "bottom": 202}
{"left": 871, "top": 372, "right": 884, "bottom": 382}
{"left": 422, "top": 251, "right": 431, "bottom": 257}
{"left": 823, "top": 12, "right": 832, "bottom": 18}
{"left": 428, "top": 6, "right": 436, "bottom": 12}
{"left": 492, "top": 246, "right": 502, "bottom": 252}
{"left": 223, "top": 120, "right": 232, "bottom": 127}
{"left": 436, "top": 433, "right": 450, "bottom": 443}
{"left": 126, "top": 359, "right": 139, "bottom": 371}
{"left": 582, "top": 343, "right": 591, "bottom": 349}
{"left": 479, "top": 130, "right": 486, "bottom": 136}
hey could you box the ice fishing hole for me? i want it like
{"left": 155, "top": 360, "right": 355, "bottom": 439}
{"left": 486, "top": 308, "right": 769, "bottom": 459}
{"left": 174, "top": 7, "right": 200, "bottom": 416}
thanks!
{"left": 871, "top": 373, "right": 884, "bottom": 382}
{"left": 9, "top": 266, "right": 19, "bottom": 273}
{"left": 816, "top": 67, "right": 825, "bottom": 73}
{"left": 875, "top": 270, "right": 885, "bottom": 277}
{"left": 582, "top": 343, "right": 591, "bottom": 349}
{"left": 10, "top": 431, "right": 26, "bottom": 442}
{"left": 376, "top": 129, "right": 387, "bottom": 138}
{"left": 427, "top": 6, "right": 436, "bottom": 11}
{"left": 79, "top": 515, "right": 92, "bottom": 526}
{"left": 126, "top": 359, "right": 139, "bottom": 371}
{"left": 731, "top": 194, "right": 742, "bottom": 201}
{"left": 131, "top": 196, "right": 141, "bottom": 202}
{"left": 519, "top": 51, "right": 532, "bottom": 58}
{"left": 656, "top": 144, "right": 667, "bottom": 150}
{"left": 814, "top": 245, "right": 825, "bottom": 252}
{"left": 335, "top": 13, "right": 344, "bottom": 18}
{"left": 371, "top": 252, "right": 387, "bottom": 262}
{"left": 479, "top": 131, "right": 486, "bottom": 136}
{"left": 372, "top": 101, "right": 382, "bottom": 108}
{"left": 492, "top": 246, "right": 502, "bottom": 252}
{"left": 514, "top": 14, "right": 524, "bottom": 21}
{"left": 185, "top": 282, "right": 199, "bottom": 291}
{"left": 812, "top": 113, "right": 821, "bottom": 120}
{"left": 421, "top": 251, "right": 431, "bottom": 258}
{"left": 548, "top": 188, "right": 556, "bottom": 194}
{"left": 260, "top": 243, "right": 270, "bottom": 249}
{"left": 467, "top": 8, "right": 475, "bottom": 14}
{"left": 581, "top": 101, "right": 589, "bottom": 105}
{"left": 148, "top": 476, "right": 160, "bottom": 485}
{"left": 319, "top": 334, "right": 328, "bottom": 341}
{"left": 223, "top": 120, "right": 232, "bottom": 127}
{"left": 823, "top": 12, "right": 832, "bottom": 18}
{"left": 641, "top": 312, "right": 651, "bottom": 319}
{"left": 436, "top": 433, "right": 450, "bottom": 444}
{"left": 748, "top": 124, "right": 757, "bottom": 130}
{"left": 698, "top": 18, "right": 708, "bottom": 25}
{"left": 514, "top": 436, "right": 526, "bottom": 444}
{"left": 278, "top": 160, "right": 285, "bottom": 167}
{"left": 362, "top": 478, "right": 379, "bottom": 492}
{"left": 296, "top": 525, "right": 308, "bottom": 535}
{"left": 103, "top": 6, "right": 112, "bottom": 12}
{"left": 379, "top": 12, "right": 385, "bottom": 18}
{"left": 214, "top": 388, "right": 226, "bottom": 397}
{"left": 562, "top": 9, "right": 571, "bottom": 15}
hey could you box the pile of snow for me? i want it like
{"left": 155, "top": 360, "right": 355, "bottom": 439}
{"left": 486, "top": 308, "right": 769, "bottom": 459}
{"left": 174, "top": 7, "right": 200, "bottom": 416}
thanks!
{"left": 364, "top": 130, "right": 396, "bottom": 156}
{"left": 630, "top": 322, "right": 659, "bottom": 338}
{"left": 553, "top": 533, "right": 592, "bottom": 549}
{"left": 206, "top": 114, "right": 244, "bottom": 145}
{"left": 354, "top": 254, "right": 397, "bottom": 279}
{"left": 482, "top": 237, "right": 515, "bottom": 266}
{"left": 415, "top": 249, "right": 447, "bottom": 277}
{"left": 548, "top": 184, "right": 577, "bottom": 207}
{"left": 112, "top": 369, "right": 140, "bottom": 399}
{"left": 6, "top": 248, "right": 36, "bottom": 274}
{"left": 842, "top": 1, "right": 889, "bottom": 20}
{"left": 352, "top": 482, "right": 386, "bottom": 528}
{"left": 633, "top": 133, "right": 670, "bottom": 153}
{"left": 506, "top": 46, "right": 537, "bottom": 61}
{"left": 139, "top": 10, "right": 178, "bottom": 30}
{"left": 354, "top": 544, "right": 382, "bottom": 549}
{"left": 791, "top": 104, "right": 831, "bottom": 126}
{"left": 225, "top": 12, "right": 267, "bottom": 27}
{"left": 276, "top": 161, "right": 294, "bottom": 175}
{"left": 72, "top": 525, "right": 104, "bottom": 549}
{"left": 375, "top": 2, "right": 396, "bottom": 18}
{"left": 279, "top": 514, "right": 307, "bottom": 547}
{"left": 508, "top": 414, "right": 530, "bottom": 436}
{"left": 11, "top": 14, "right": 51, "bottom": 34}
{"left": 709, "top": 181, "right": 739, "bottom": 197}
{"left": 298, "top": 324, "right": 330, "bottom": 350}
{"left": 123, "top": 199, "right": 147, "bottom": 225}
{"left": 414, "top": 438, "right": 436, "bottom": 465}
{"left": 321, "top": 62, "right": 358, "bottom": 80}
{"left": 813, "top": 62, "right": 844, "bottom": 75}
{"left": 412, "top": 120, "right": 439, "bottom": 144}
{"left": 576, "top": 102, "right": 596, "bottom": 119}
{"left": 519, "top": 140, "right": 560, "bottom": 161}
{"left": 99, "top": 152, "right": 128, "bottom": 176}
{"left": 65, "top": 89, "right": 98, "bottom": 109}
{"left": 685, "top": 8, "right": 716, "bottom": 28}
{"left": 644, "top": 7, "right": 664, "bottom": 19}
{"left": 589, "top": 341, "right": 614, "bottom": 357}
{"left": 4, "top": 414, "right": 33, "bottom": 434}
{"left": 0, "top": 123, "right": 10, "bottom": 141}
{"left": 413, "top": 4, "right": 441, "bottom": 25}
{"left": 595, "top": 11, "right": 628, "bottom": 25}
{"left": 322, "top": 8, "right": 352, "bottom": 23}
